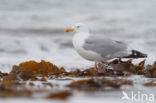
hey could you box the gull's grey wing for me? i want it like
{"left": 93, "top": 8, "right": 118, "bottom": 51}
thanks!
{"left": 83, "top": 35, "right": 128, "bottom": 58}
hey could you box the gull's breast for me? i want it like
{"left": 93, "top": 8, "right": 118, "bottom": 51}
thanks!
{"left": 72, "top": 33, "right": 104, "bottom": 62}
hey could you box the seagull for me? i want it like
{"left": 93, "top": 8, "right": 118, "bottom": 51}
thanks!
{"left": 65, "top": 23, "right": 147, "bottom": 72}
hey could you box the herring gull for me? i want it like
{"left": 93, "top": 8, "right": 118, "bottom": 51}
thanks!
{"left": 65, "top": 23, "right": 147, "bottom": 71}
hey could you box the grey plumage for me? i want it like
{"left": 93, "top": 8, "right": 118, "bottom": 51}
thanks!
{"left": 83, "top": 35, "right": 147, "bottom": 59}
{"left": 83, "top": 35, "right": 128, "bottom": 58}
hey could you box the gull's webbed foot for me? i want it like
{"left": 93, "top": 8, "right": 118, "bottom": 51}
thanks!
{"left": 94, "top": 62, "right": 112, "bottom": 73}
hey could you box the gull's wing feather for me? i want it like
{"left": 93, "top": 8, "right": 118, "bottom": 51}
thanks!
{"left": 83, "top": 35, "right": 128, "bottom": 58}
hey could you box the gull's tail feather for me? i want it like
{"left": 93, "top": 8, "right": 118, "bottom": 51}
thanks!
{"left": 123, "top": 50, "right": 147, "bottom": 58}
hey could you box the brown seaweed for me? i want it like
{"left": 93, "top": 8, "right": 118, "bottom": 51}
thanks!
{"left": 68, "top": 78, "right": 133, "bottom": 90}
{"left": 46, "top": 91, "right": 72, "bottom": 100}
{"left": 0, "top": 59, "right": 155, "bottom": 99}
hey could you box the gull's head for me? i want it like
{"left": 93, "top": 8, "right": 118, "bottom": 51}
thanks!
{"left": 65, "top": 23, "right": 89, "bottom": 33}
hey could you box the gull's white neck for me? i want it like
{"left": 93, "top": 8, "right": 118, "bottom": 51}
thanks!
{"left": 73, "top": 31, "right": 90, "bottom": 46}
{"left": 72, "top": 31, "right": 90, "bottom": 52}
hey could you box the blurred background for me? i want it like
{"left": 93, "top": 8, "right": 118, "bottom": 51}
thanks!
{"left": 0, "top": 0, "right": 156, "bottom": 73}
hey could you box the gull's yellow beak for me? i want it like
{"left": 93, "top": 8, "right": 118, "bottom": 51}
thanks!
{"left": 65, "top": 28, "right": 74, "bottom": 32}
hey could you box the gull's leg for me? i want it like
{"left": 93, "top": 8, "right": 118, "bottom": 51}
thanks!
{"left": 119, "top": 57, "right": 121, "bottom": 63}
{"left": 94, "top": 62, "right": 98, "bottom": 71}
{"left": 95, "top": 61, "right": 113, "bottom": 73}
{"left": 97, "top": 62, "right": 104, "bottom": 73}
{"left": 96, "top": 61, "right": 110, "bottom": 73}
{"left": 101, "top": 61, "right": 114, "bottom": 71}
{"left": 94, "top": 62, "right": 104, "bottom": 72}
{"left": 118, "top": 57, "right": 122, "bottom": 63}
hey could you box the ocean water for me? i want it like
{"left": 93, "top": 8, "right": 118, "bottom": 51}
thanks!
{"left": 0, "top": 0, "right": 156, "bottom": 102}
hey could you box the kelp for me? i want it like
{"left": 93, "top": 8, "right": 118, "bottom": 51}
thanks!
{"left": 0, "top": 59, "right": 155, "bottom": 99}
{"left": 46, "top": 91, "right": 72, "bottom": 100}
{"left": 68, "top": 78, "right": 133, "bottom": 90}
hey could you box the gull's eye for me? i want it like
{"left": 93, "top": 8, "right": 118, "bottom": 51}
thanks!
{"left": 77, "top": 26, "right": 80, "bottom": 28}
